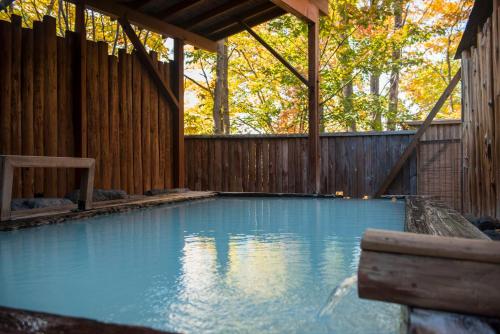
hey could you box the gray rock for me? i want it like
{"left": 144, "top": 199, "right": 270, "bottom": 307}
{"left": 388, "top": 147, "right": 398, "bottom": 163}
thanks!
{"left": 11, "top": 198, "right": 74, "bottom": 211}
{"left": 65, "top": 189, "right": 128, "bottom": 203}
{"left": 476, "top": 216, "right": 500, "bottom": 231}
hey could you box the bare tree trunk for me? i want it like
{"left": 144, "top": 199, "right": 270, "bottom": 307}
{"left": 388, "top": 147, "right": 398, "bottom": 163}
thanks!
{"left": 370, "top": 0, "right": 382, "bottom": 131}
{"left": 46, "top": 0, "right": 56, "bottom": 16}
{"left": 343, "top": 82, "right": 356, "bottom": 132}
{"left": 388, "top": 0, "right": 402, "bottom": 130}
{"left": 214, "top": 38, "right": 230, "bottom": 134}
{"left": 371, "top": 73, "right": 382, "bottom": 130}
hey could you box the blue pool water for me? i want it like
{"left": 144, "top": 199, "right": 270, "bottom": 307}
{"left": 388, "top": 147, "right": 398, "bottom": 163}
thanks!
{"left": 0, "top": 197, "right": 405, "bottom": 333}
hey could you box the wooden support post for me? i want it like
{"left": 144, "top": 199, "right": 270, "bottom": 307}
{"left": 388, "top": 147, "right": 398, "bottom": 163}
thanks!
{"left": 0, "top": 158, "right": 14, "bottom": 222}
{"left": 240, "top": 21, "right": 309, "bottom": 87}
{"left": 308, "top": 20, "right": 320, "bottom": 194}
{"left": 374, "top": 69, "right": 461, "bottom": 198}
{"left": 75, "top": 0, "right": 87, "bottom": 158}
{"left": 172, "top": 39, "right": 185, "bottom": 189}
{"left": 119, "top": 17, "right": 180, "bottom": 111}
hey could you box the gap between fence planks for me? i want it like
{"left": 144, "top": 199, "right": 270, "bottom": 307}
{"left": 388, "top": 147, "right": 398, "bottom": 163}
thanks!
{"left": 374, "top": 69, "right": 462, "bottom": 198}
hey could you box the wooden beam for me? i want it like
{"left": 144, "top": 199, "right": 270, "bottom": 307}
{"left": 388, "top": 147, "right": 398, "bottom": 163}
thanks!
{"left": 308, "top": 21, "right": 320, "bottom": 193}
{"left": 206, "top": 2, "right": 276, "bottom": 36}
{"left": 119, "top": 17, "right": 179, "bottom": 110}
{"left": 374, "top": 69, "right": 461, "bottom": 197}
{"left": 172, "top": 39, "right": 185, "bottom": 189}
{"left": 183, "top": 0, "right": 251, "bottom": 31}
{"left": 241, "top": 21, "right": 309, "bottom": 87}
{"left": 122, "top": 0, "right": 153, "bottom": 10}
{"left": 66, "top": 0, "right": 217, "bottom": 52}
{"left": 157, "top": 0, "right": 202, "bottom": 21}
{"left": 74, "top": 0, "right": 87, "bottom": 158}
{"left": 210, "top": 6, "right": 285, "bottom": 40}
{"left": 311, "top": 0, "right": 329, "bottom": 16}
{"left": 271, "top": 0, "right": 319, "bottom": 22}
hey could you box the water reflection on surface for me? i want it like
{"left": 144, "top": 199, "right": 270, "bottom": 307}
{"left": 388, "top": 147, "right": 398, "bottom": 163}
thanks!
{"left": 0, "top": 198, "right": 404, "bottom": 333}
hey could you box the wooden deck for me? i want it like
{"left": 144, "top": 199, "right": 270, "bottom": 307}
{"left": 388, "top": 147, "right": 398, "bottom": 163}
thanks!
{"left": 0, "top": 191, "right": 217, "bottom": 232}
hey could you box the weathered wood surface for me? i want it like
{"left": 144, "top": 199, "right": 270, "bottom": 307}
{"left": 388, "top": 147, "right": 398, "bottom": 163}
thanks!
{"left": 0, "top": 306, "right": 177, "bottom": 334}
{"left": 462, "top": 7, "right": 500, "bottom": 220}
{"left": 0, "top": 191, "right": 216, "bottom": 232}
{"left": 406, "top": 197, "right": 488, "bottom": 239}
{"left": 359, "top": 229, "right": 500, "bottom": 318}
{"left": 0, "top": 18, "right": 176, "bottom": 197}
{"left": 362, "top": 229, "right": 499, "bottom": 264}
{"left": 359, "top": 249, "right": 500, "bottom": 317}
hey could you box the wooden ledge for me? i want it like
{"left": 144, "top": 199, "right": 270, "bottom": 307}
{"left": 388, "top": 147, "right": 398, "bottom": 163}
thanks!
{"left": 0, "top": 191, "right": 217, "bottom": 232}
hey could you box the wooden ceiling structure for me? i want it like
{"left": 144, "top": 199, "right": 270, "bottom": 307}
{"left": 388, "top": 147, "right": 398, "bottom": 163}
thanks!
{"left": 67, "top": 0, "right": 328, "bottom": 193}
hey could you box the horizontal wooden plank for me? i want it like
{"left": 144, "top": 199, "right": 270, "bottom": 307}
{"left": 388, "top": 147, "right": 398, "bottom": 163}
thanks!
{"left": 358, "top": 250, "right": 500, "bottom": 317}
{"left": 362, "top": 229, "right": 500, "bottom": 264}
{"left": 1, "top": 155, "right": 95, "bottom": 168}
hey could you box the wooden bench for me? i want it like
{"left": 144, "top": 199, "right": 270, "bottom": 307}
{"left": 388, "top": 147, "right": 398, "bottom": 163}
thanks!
{"left": 0, "top": 155, "right": 95, "bottom": 222}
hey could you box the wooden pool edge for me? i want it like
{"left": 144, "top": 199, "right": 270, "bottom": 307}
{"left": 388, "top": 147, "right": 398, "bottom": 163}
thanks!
{"left": 402, "top": 196, "right": 500, "bottom": 333}
{"left": 0, "top": 191, "right": 217, "bottom": 232}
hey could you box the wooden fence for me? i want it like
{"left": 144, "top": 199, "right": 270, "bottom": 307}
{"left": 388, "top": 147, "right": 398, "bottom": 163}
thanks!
{"left": 185, "top": 132, "right": 418, "bottom": 197}
{"left": 413, "top": 121, "right": 462, "bottom": 211}
{"left": 0, "top": 16, "right": 176, "bottom": 198}
{"left": 186, "top": 122, "right": 463, "bottom": 211}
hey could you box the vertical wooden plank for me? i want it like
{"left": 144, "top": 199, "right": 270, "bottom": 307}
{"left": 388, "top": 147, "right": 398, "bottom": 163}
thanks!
{"left": 255, "top": 139, "right": 262, "bottom": 192}
{"left": 21, "top": 27, "right": 34, "bottom": 197}
{"left": 163, "top": 62, "right": 172, "bottom": 189}
{"left": 141, "top": 50, "right": 151, "bottom": 193}
{"left": 172, "top": 39, "right": 185, "bottom": 189}
{"left": 10, "top": 16, "right": 22, "bottom": 198}
{"left": 109, "top": 55, "right": 121, "bottom": 189}
{"left": 132, "top": 52, "right": 143, "bottom": 194}
{"left": 57, "top": 36, "right": 68, "bottom": 197}
{"left": 87, "top": 41, "right": 101, "bottom": 189}
{"left": 150, "top": 52, "right": 161, "bottom": 190}
{"left": 214, "top": 139, "right": 222, "bottom": 191}
{"left": 282, "top": 139, "right": 288, "bottom": 193}
{"left": 0, "top": 21, "right": 12, "bottom": 156}
{"left": 157, "top": 61, "right": 166, "bottom": 191}
{"left": 43, "top": 16, "right": 58, "bottom": 197}
{"left": 33, "top": 21, "right": 45, "bottom": 195}
{"left": 66, "top": 32, "right": 76, "bottom": 193}
{"left": 328, "top": 136, "right": 336, "bottom": 193}
{"left": 262, "top": 139, "right": 269, "bottom": 193}
{"left": 320, "top": 136, "right": 328, "bottom": 194}
{"left": 98, "top": 42, "right": 111, "bottom": 189}
{"left": 127, "top": 53, "right": 134, "bottom": 192}
{"left": 118, "top": 49, "right": 129, "bottom": 192}
{"left": 75, "top": 0, "right": 87, "bottom": 159}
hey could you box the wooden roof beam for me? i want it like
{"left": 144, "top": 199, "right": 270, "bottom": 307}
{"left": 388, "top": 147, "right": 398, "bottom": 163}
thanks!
{"left": 157, "top": 0, "right": 202, "bottom": 21}
{"left": 205, "top": 2, "right": 276, "bottom": 37}
{"left": 210, "top": 6, "right": 285, "bottom": 40}
{"left": 66, "top": 0, "right": 217, "bottom": 52}
{"left": 270, "top": 0, "right": 320, "bottom": 22}
{"left": 183, "top": 0, "right": 251, "bottom": 31}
